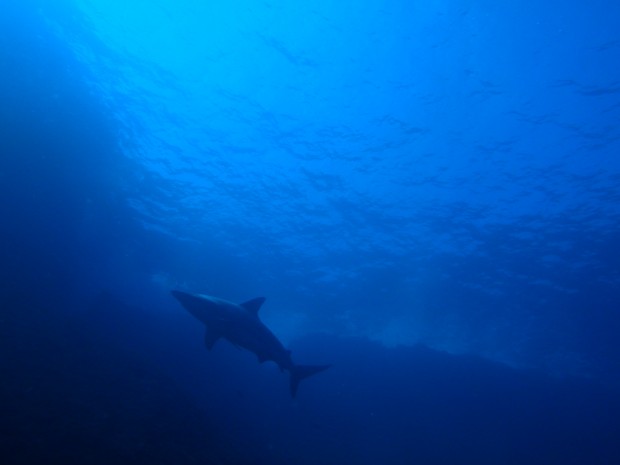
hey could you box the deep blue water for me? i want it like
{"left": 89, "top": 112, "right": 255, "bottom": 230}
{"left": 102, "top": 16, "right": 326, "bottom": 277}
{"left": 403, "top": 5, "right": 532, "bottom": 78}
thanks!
{"left": 1, "top": 0, "right": 620, "bottom": 463}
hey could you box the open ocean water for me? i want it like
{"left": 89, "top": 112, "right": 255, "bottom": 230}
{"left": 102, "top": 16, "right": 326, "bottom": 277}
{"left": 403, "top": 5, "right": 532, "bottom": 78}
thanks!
{"left": 1, "top": 0, "right": 619, "bottom": 464}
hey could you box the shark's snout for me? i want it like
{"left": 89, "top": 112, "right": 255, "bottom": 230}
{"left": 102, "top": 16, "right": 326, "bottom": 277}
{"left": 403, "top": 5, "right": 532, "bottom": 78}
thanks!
{"left": 171, "top": 289, "right": 189, "bottom": 301}
{"left": 171, "top": 289, "right": 210, "bottom": 316}
{"left": 171, "top": 289, "right": 196, "bottom": 307}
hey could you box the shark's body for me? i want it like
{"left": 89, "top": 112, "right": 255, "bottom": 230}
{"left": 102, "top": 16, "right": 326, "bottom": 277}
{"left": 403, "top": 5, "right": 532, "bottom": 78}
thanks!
{"left": 171, "top": 290, "right": 330, "bottom": 397}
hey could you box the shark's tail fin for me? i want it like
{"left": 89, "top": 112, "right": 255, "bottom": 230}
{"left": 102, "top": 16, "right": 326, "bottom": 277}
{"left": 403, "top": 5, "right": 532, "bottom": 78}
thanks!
{"left": 290, "top": 364, "right": 331, "bottom": 397}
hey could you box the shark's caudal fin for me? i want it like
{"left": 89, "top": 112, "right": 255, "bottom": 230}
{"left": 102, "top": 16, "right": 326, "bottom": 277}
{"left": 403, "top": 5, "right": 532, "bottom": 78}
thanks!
{"left": 290, "top": 364, "right": 331, "bottom": 398}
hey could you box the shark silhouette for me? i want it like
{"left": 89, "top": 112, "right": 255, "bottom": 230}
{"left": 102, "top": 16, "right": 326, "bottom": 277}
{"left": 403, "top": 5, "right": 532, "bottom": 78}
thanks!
{"left": 171, "top": 290, "right": 330, "bottom": 397}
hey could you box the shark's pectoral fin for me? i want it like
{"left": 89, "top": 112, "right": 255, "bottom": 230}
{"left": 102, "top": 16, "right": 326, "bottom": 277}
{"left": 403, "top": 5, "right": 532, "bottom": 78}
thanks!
{"left": 290, "top": 364, "right": 331, "bottom": 398}
{"left": 204, "top": 328, "right": 221, "bottom": 350}
{"left": 240, "top": 297, "right": 266, "bottom": 316}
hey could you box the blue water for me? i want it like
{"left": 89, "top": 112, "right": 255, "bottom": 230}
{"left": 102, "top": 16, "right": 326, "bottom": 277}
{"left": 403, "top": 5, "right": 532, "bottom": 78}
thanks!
{"left": 1, "top": 0, "right": 619, "bottom": 463}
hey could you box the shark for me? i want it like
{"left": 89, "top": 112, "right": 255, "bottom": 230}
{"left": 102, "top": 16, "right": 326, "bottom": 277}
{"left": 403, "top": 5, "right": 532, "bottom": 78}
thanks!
{"left": 171, "top": 290, "right": 330, "bottom": 397}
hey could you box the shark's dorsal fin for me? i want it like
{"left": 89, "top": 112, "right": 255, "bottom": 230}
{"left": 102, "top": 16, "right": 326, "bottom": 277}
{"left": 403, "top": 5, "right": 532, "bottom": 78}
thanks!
{"left": 240, "top": 297, "right": 266, "bottom": 316}
{"left": 204, "top": 327, "right": 220, "bottom": 350}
